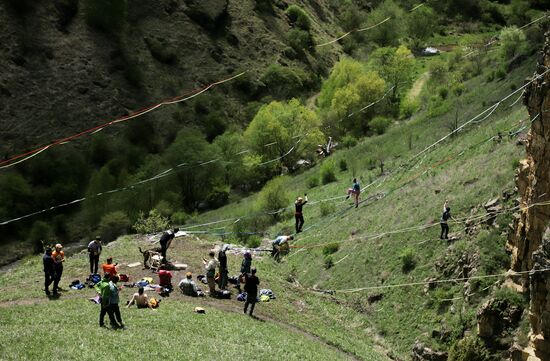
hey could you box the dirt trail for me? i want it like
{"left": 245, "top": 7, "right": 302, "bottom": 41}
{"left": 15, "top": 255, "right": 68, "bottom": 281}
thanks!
{"left": 407, "top": 71, "right": 430, "bottom": 100}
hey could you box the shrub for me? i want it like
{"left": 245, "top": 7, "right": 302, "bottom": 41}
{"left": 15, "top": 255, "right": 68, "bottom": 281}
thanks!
{"left": 28, "top": 221, "right": 55, "bottom": 254}
{"left": 133, "top": 209, "right": 170, "bottom": 234}
{"left": 307, "top": 176, "right": 319, "bottom": 189}
{"left": 320, "top": 202, "right": 336, "bottom": 217}
{"left": 438, "top": 87, "right": 449, "bottom": 99}
{"left": 478, "top": 230, "right": 509, "bottom": 275}
{"left": 287, "top": 29, "right": 312, "bottom": 56}
{"left": 499, "top": 27, "right": 527, "bottom": 63}
{"left": 399, "top": 98, "right": 420, "bottom": 119}
{"left": 84, "top": 0, "right": 127, "bottom": 33}
{"left": 257, "top": 177, "right": 290, "bottom": 220}
{"left": 171, "top": 211, "right": 190, "bottom": 225}
{"left": 339, "top": 159, "right": 348, "bottom": 171}
{"left": 205, "top": 185, "right": 230, "bottom": 209}
{"left": 324, "top": 255, "right": 334, "bottom": 269}
{"left": 154, "top": 200, "right": 174, "bottom": 218}
{"left": 233, "top": 214, "right": 270, "bottom": 245}
{"left": 400, "top": 248, "right": 416, "bottom": 273}
{"left": 493, "top": 288, "right": 525, "bottom": 309}
{"left": 369, "top": 116, "right": 392, "bottom": 135}
{"left": 233, "top": 217, "right": 253, "bottom": 244}
{"left": 322, "top": 242, "right": 339, "bottom": 256}
{"left": 340, "top": 135, "right": 358, "bottom": 148}
{"left": 259, "top": 64, "right": 311, "bottom": 99}
{"left": 285, "top": 5, "right": 311, "bottom": 30}
{"left": 144, "top": 37, "right": 177, "bottom": 64}
{"left": 495, "top": 68, "right": 506, "bottom": 80}
{"left": 448, "top": 336, "right": 491, "bottom": 361}
{"left": 98, "top": 211, "right": 131, "bottom": 241}
{"left": 247, "top": 237, "right": 262, "bottom": 249}
{"left": 429, "top": 59, "right": 448, "bottom": 85}
{"left": 320, "top": 160, "right": 337, "bottom": 184}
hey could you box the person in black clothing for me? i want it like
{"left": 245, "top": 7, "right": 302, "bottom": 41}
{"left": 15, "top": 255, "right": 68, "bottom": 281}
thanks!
{"left": 159, "top": 228, "right": 179, "bottom": 264}
{"left": 440, "top": 200, "right": 453, "bottom": 240}
{"left": 43, "top": 248, "right": 55, "bottom": 296}
{"left": 218, "top": 245, "right": 229, "bottom": 290}
{"left": 294, "top": 194, "right": 308, "bottom": 233}
{"left": 243, "top": 267, "right": 260, "bottom": 317}
{"left": 87, "top": 236, "right": 102, "bottom": 275}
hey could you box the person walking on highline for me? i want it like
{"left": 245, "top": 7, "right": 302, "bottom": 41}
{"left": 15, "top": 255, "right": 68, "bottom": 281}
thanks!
{"left": 294, "top": 194, "right": 308, "bottom": 233}
{"left": 440, "top": 200, "right": 453, "bottom": 240}
{"left": 243, "top": 267, "right": 260, "bottom": 317}
{"left": 346, "top": 178, "right": 361, "bottom": 208}
{"left": 88, "top": 236, "right": 102, "bottom": 275}
{"left": 159, "top": 228, "right": 179, "bottom": 265}
{"left": 43, "top": 247, "right": 55, "bottom": 296}
{"left": 51, "top": 243, "right": 65, "bottom": 295}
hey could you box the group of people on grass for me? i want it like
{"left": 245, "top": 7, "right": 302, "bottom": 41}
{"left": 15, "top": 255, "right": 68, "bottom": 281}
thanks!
{"left": 41, "top": 187, "right": 456, "bottom": 327}
{"left": 42, "top": 231, "right": 264, "bottom": 328}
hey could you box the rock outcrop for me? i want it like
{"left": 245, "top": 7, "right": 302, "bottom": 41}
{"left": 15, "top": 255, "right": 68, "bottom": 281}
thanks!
{"left": 507, "top": 32, "right": 550, "bottom": 361}
{"left": 411, "top": 341, "right": 448, "bottom": 361}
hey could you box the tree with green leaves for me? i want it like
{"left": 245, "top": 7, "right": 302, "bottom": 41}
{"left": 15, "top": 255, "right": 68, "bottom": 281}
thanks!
{"left": 498, "top": 27, "right": 528, "bottom": 63}
{"left": 370, "top": 45, "right": 415, "bottom": 103}
{"left": 406, "top": 5, "right": 437, "bottom": 49}
{"left": 328, "top": 71, "right": 387, "bottom": 135}
{"left": 317, "top": 57, "right": 365, "bottom": 110}
{"left": 163, "top": 128, "right": 224, "bottom": 211}
{"left": 364, "top": 0, "right": 405, "bottom": 47}
{"left": 244, "top": 99, "right": 324, "bottom": 173}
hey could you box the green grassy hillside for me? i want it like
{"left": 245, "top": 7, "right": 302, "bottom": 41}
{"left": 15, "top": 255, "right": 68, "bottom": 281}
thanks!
{"left": 0, "top": 54, "right": 537, "bottom": 360}
{"left": 187, "top": 57, "right": 536, "bottom": 357}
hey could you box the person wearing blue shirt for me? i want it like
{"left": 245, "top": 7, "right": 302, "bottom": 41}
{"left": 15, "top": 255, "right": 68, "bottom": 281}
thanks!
{"left": 346, "top": 178, "right": 361, "bottom": 208}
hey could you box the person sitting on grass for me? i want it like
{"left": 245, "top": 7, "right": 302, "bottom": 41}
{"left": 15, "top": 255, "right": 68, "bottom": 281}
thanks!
{"left": 158, "top": 266, "right": 173, "bottom": 291}
{"left": 102, "top": 257, "right": 118, "bottom": 276}
{"left": 178, "top": 272, "right": 204, "bottom": 297}
{"left": 127, "top": 287, "right": 151, "bottom": 309}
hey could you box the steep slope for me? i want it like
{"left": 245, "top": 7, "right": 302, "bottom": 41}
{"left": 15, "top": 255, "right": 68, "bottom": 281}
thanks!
{"left": 0, "top": 0, "right": 340, "bottom": 157}
{"left": 190, "top": 55, "right": 538, "bottom": 359}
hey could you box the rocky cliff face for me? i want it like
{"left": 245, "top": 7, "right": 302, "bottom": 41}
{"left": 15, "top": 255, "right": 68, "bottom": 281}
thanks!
{"left": 507, "top": 32, "right": 550, "bottom": 361}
